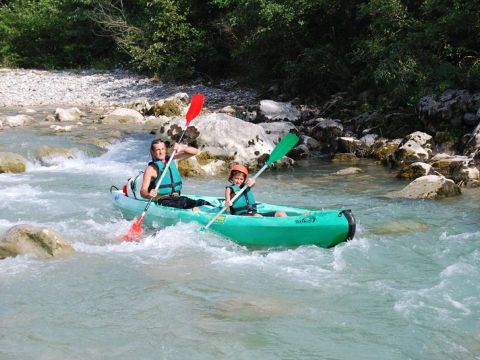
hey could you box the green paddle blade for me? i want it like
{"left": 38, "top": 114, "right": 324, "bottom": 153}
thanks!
{"left": 266, "top": 133, "right": 299, "bottom": 165}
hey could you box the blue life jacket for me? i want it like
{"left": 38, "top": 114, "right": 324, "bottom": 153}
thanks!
{"left": 227, "top": 184, "right": 257, "bottom": 215}
{"left": 149, "top": 157, "right": 183, "bottom": 195}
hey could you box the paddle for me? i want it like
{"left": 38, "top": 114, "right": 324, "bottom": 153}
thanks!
{"left": 122, "top": 93, "right": 205, "bottom": 241}
{"left": 204, "top": 132, "right": 299, "bottom": 229}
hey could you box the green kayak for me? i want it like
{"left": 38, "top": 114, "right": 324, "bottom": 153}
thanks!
{"left": 111, "top": 189, "right": 356, "bottom": 248}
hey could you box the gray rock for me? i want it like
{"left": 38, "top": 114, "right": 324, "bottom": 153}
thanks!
{"left": 259, "top": 100, "right": 301, "bottom": 122}
{"left": 0, "top": 224, "right": 74, "bottom": 259}
{"left": 386, "top": 175, "right": 461, "bottom": 199}
{"left": 463, "top": 112, "right": 479, "bottom": 126}
{"left": 0, "top": 152, "right": 27, "bottom": 173}
{"left": 334, "top": 167, "right": 364, "bottom": 175}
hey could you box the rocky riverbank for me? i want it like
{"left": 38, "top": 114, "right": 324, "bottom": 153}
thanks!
{"left": 0, "top": 68, "right": 257, "bottom": 108}
{"left": 1, "top": 68, "right": 479, "bottom": 202}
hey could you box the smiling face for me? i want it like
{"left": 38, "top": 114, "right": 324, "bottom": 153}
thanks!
{"left": 230, "top": 171, "right": 246, "bottom": 186}
{"left": 151, "top": 142, "right": 167, "bottom": 161}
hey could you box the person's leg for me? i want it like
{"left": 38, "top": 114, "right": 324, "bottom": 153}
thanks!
{"left": 157, "top": 196, "right": 193, "bottom": 209}
{"left": 275, "top": 211, "right": 287, "bottom": 217}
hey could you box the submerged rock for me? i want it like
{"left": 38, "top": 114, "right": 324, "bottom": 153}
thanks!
{"left": 334, "top": 167, "right": 364, "bottom": 175}
{"left": 34, "top": 145, "right": 82, "bottom": 166}
{"left": 0, "top": 224, "right": 74, "bottom": 259}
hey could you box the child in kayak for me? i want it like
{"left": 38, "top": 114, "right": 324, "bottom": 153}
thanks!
{"left": 225, "top": 164, "right": 287, "bottom": 217}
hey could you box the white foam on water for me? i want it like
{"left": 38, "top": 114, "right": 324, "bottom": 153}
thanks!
{"left": 0, "top": 254, "right": 48, "bottom": 277}
{"left": 443, "top": 294, "right": 471, "bottom": 315}
{"left": 73, "top": 221, "right": 231, "bottom": 257}
{"left": 25, "top": 139, "right": 146, "bottom": 178}
{"left": 440, "top": 231, "right": 480, "bottom": 241}
{"left": 440, "top": 262, "right": 476, "bottom": 278}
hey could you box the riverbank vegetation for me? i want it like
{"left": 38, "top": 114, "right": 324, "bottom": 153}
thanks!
{"left": 0, "top": 0, "right": 479, "bottom": 107}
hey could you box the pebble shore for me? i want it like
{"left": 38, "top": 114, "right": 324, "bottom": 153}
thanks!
{"left": 0, "top": 68, "right": 257, "bottom": 108}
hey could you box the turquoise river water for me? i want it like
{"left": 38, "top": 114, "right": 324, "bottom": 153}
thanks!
{"left": 0, "top": 124, "right": 479, "bottom": 359}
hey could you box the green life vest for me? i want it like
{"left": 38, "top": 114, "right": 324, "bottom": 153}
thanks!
{"left": 227, "top": 184, "right": 257, "bottom": 215}
{"left": 149, "top": 158, "right": 183, "bottom": 195}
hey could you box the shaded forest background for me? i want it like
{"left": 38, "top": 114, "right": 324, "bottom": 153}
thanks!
{"left": 0, "top": 0, "right": 479, "bottom": 108}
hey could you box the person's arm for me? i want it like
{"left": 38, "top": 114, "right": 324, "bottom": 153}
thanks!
{"left": 173, "top": 143, "right": 199, "bottom": 161}
{"left": 225, "top": 187, "right": 232, "bottom": 209}
{"left": 140, "top": 165, "right": 158, "bottom": 199}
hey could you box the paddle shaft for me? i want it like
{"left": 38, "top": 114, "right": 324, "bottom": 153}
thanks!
{"left": 204, "top": 163, "right": 269, "bottom": 229}
{"left": 142, "top": 130, "right": 188, "bottom": 214}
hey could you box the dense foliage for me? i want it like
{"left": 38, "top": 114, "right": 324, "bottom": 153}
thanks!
{"left": 0, "top": 0, "right": 479, "bottom": 106}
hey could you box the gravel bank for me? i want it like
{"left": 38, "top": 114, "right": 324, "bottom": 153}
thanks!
{"left": 0, "top": 68, "right": 257, "bottom": 108}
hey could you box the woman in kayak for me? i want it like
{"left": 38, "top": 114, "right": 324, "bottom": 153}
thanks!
{"left": 140, "top": 139, "right": 211, "bottom": 209}
{"left": 225, "top": 164, "right": 287, "bottom": 217}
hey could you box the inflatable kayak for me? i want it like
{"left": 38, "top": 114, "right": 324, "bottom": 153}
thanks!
{"left": 111, "top": 189, "right": 356, "bottom": 248}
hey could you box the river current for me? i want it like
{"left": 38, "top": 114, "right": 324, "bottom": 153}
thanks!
{"left": 0, "top": 123, "right": 479, "bottom": 359}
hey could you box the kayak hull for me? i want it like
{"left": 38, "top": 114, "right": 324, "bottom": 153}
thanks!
{"left": 111, "top": 190, "right": 355, "bottom": 248}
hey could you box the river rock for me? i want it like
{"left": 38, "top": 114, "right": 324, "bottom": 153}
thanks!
{"left": 331, "top": 153, "right": 359, "bottom": 162}
{"left": 49, "top": 124, "right": 77, "bottom": 132}
{"left": 388, "top": 139, "right": 430, "bottom": 168}
{"left": 1, "top": 114, "right": 35, "bottom": 127}
{"left": 101, "top": 108, "right": 145, "bottom": 125}
{"left": 396, "top": 162, "right": 432, "bottom": 179}
{"left": 430, "top": 154, "right": 471, "bottom": 182}
{"left": 386, "top": 175, "right": 461, "bottom": 199}
{"left": 337, "top": 137, "right": 369, "bottom": 157}
{"left": 371, "top": 138, "right": 401, "bottom": 163}
{"left": 334, "top": 167, "right": 364, "bottom": 175}
{"left": 359, "top": 133, "right": 378, "bottom": 147}
{"left": 0, "top": 224, "right": 74, "bottom": 259}
{"left": 258, "top": 121, "right": 297, "bottom": 144}
{"left": 35, "top": 145, "right": 82, "bottom": 166}
{"left": 258, "top": 100, "right": 300, "bottom": 122}
{"left": 54, "top": 107, "right": 86, "bottom": 122}
{"left": 153, "top": 113, "right": 275, "bottom": 167}
{"left": 288, "top": 144, "right": 310, "bottom": 159}
{"left": 0, "top": 152, "right": 27, "bottom": 173}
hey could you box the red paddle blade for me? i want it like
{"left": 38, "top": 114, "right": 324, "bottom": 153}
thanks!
{"left": 185, "top": 94, "right": 205, "bottom": 125}
{"left": 122, "top": 215, "right": 144, "bottom": 242}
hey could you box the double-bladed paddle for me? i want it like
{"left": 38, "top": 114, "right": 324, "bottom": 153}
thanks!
{"left": 204, "top": 132, "right": 299, "bottom": 229}
{"left": 122, "top": 93, "right": 205, "bottom": 241}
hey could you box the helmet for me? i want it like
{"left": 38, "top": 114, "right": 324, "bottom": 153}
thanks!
{"left": 228, "top": 164, "right": 248, "bottom": 180}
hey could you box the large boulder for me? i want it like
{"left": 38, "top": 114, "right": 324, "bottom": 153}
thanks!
{"left": 258, "top": 121, "right": 297, "bottom": 144}
{"left": 152, "top": 113, "right": 275, "bottom": 166}
{"left": 0, "top": 152, "right": 27, "bottom": 173}
{"left": 386, "top": 175, "right": 461, "bottom": 199}
{"left": 0, "top": 225, "right": 74, "bottom": 259}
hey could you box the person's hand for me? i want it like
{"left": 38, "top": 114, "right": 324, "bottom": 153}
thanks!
{"left": 246, "top": 178, "right": 255, "bottom": 187}
{"left": 149, "top": 189, "right": 158, "bottom": 199}
{"left": 226, "top": 200, "right": 232, "bottom": 207}
{"left": 173, "top": 143, "right": 184, "bottom": 152}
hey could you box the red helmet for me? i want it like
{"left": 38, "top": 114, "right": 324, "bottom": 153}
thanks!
{"left": 228, "top": 164, "right": 248, "bottom": 180}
